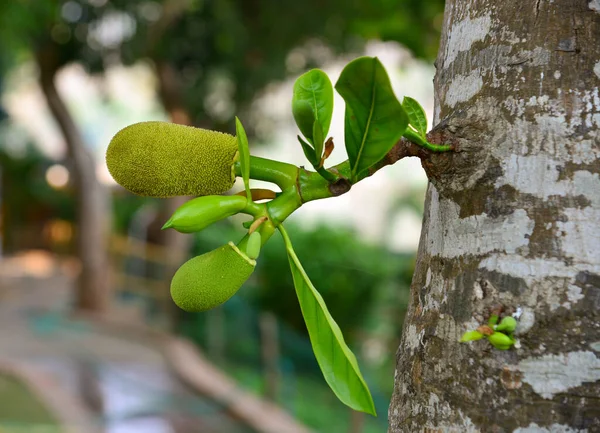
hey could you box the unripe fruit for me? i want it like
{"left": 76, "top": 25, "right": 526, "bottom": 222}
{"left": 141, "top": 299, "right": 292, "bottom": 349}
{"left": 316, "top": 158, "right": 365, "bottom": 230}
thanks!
{"left": 245, "top": 231, "right": 262, "bottom": 260}
{"left": 487, "top": 314, "right": 499, "bottom": 326}
{"left": 488, "top": 332, "right": 514, "bottom": 350}
{"left": 460, "top": 330, "right": 484, "bottom": 342}
{"left": 106, "top": 121, "right": 238, "bottom": 198}
{"left": 495, "top": 316, "right": 517, "bottom": 333}
{"left": 162, "top": 195, "right": 247, "bottom": 233}
{"left": 170, "top": 242, "right": 255, "bottom": 312}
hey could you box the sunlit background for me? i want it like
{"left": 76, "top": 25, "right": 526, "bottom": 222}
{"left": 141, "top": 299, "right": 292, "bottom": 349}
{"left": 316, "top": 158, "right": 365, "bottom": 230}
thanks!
{"left": 0, "top": 1, "right": 444, "bottom": 432}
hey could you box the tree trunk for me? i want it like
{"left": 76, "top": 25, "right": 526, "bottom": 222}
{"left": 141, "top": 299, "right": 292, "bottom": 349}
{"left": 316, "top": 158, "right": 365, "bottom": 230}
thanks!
{"left": 36, "top": 47, "right": 111, "bottom": 312}
{"left": 388, "top": 1, "right": 600, "bottom": 431}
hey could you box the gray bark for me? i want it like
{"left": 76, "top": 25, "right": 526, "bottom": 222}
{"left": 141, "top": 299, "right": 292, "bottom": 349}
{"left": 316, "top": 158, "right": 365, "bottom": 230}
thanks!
{"left": 388, "top": 1, "right": 600, "bottom": 431}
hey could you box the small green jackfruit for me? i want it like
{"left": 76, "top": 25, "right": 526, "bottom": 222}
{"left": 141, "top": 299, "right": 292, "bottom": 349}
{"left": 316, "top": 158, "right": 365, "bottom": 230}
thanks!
{"left": 170, "top": 242, "right": 255, "bottom": 312}
{"left": 487, "top": 332, "right": 515, "bottom": 350}
{"left": 106, "top": 121, "right": 238, "bottom": 197}
{"left": 495, "top": 316, "right": 517, "bottom": 333}
{"left": 460, "top": 330, "right": 484, "bottom": 343}
{"left": 162, "top": 195, "right": 247, "bottom": 233}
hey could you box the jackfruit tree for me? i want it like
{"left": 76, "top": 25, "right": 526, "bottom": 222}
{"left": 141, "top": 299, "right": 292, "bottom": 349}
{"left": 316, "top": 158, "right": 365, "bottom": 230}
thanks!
{"left": 107, "top": 56, "right": 454, "bottom": 416}
{"left": 108, "top": 0, "right": 600, "bottom": 421}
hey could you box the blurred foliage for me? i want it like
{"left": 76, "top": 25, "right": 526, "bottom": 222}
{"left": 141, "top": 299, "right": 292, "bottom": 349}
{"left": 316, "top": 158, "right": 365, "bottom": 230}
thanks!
{"left": 0, "top": 1, "right": 433, "bottom": 425}
{"left": 249, "top": 224, "right": 412, "bottom": 342}
{"left": 178, "top": 297, "right": 393, "bottom": 431}
{"left": 0, "top": 135, "right": 74, "bottom": 251}
{"left": 0, "top": 373, "right": 59, "bottom": 429}
{"left": 186, "top": 220, "right": 413, "bottom": 344}
{"left": 111, "top": 193, "right": 158, "bottom": 234}
{"left": 221, "top": 361, "right": 387, "bottom": 433}
{"left": 0, "top": 136, "right": 413, "bottom": 343}
{"left": 0, "top": 0, "right": 444, "bottom": 132}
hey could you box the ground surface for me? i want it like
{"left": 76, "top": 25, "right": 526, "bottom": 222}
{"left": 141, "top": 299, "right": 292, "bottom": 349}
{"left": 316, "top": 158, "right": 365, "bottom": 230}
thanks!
{"left": 0, "top": 251, "right": 255, "bottom": 433}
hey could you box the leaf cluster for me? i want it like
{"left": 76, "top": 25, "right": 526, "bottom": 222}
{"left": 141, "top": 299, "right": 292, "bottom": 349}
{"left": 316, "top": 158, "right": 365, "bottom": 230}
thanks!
{"left": 104, "top": 54, "right": 453, "bottom": 414}
{"left": 0, "top": 0, "right": 444, "bottom": 130}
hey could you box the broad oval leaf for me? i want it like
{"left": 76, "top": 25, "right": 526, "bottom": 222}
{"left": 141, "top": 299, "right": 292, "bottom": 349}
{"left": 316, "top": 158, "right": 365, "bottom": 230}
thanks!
{"left": 292, "top": 69, "right": 334, "bottom": 157}
{"left": 402, "top": 96, "right": 428, "bottom": 138}
{"left": 278, "top": 225, "right": 376, "bottom": 416}
{"left": 292, "top": 100, "right": 316, "bottom": 140}
{"left": 335, "top": 57, "right": 408, "bottom": 181}
{"left": 235, "top": 117, "right": 251, "bottom": 201}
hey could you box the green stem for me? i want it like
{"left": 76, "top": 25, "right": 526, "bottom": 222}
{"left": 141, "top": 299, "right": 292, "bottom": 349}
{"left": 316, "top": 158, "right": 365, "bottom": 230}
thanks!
{"left": 403, "top": 128, "right": 453, "bottom": 152}
{"left": 266, "top": 188, "right": 302, "bottom": 224}
{"left": 315, "top": 165, "right": 339, "bottom": 182}
{"left": 235, "top": 156, "right": 298, "bottom": 190}
{"left": 237, "top": 187, "right": 302, "bottom": 250}
{"left": 234, "top": 131, "right": 453, "bottom": 246}
{"left": 298, "top": 168, "right": 335, "bottom": 202}
{"left": 240, "top": 200, "right": 265, "bottom": 218}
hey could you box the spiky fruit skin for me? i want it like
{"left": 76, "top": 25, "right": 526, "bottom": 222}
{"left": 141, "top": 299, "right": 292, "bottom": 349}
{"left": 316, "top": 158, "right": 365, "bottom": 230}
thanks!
{"left": 106, "top": 121, "right": 238, "bottom": 198}
{"left": 162, "top": 195, "right": 247, "bottom": 233}
{"left": 170, "top": 242, "right": 255, "bottom": 312}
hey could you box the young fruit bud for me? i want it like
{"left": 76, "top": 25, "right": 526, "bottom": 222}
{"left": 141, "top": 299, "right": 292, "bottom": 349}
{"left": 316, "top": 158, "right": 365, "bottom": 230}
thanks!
{"left": 460, "top": 330, "right": 484, "bottom": 342}
{"left": 170, "top": 242, "right": 255, "bottom": 312}
{"left": 487, "top": 314, "right": 499, "bottom": 327}
{"left": 487, "top": 332, "right": 515, "bottom": 350}
{"left": 245, "top": 231, "right": 262, "bottom": 260}
{"left": 162, "top": 195, "right": 247, "bottom": 233}
{"left": 495, "top": 316, "right": 517, "bottom": 333}
{"left": 106, "top": 121, "right": 238, "bottom": 197}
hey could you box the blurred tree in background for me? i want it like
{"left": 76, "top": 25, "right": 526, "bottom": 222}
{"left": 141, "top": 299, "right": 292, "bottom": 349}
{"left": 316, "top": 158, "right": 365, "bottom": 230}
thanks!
{"left": 0, "top": 0, "right": 443, "bottom": 314}
{"left": 0, "top": 143, "right": 74, "bottom": 252}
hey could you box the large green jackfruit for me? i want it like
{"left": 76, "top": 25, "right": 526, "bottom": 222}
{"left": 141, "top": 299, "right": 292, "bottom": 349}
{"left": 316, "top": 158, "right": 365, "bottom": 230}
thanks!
{"left": 170, "top": 242, "right": 255, "bottom": 312}
{"left": 106, "top": 121, "right": 238, "bottom": 197}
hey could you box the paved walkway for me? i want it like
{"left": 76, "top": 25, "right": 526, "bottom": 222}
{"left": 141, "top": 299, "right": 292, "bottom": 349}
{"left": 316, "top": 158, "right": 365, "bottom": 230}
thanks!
{"left": 0, "top": 251, "right": 310, "bottom": 433}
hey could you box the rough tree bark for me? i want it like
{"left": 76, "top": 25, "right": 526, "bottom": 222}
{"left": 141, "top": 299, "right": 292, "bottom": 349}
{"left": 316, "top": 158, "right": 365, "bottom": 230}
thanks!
{"left": 36, "top": 46, "right": 111, "bottom": 312}
{"left": 388, "top": 1, "right": 600, "bottom": 431}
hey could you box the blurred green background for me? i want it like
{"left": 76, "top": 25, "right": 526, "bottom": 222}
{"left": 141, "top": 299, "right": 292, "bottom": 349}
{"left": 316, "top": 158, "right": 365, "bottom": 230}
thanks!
{"left": 0, "top": 0, "right": 444, "bottom": 432}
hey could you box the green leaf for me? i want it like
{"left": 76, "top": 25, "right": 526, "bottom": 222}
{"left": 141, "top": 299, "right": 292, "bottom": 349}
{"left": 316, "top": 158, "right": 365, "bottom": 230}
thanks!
{"left": 402, "top": 96, "right": 427, "bottom": 138}
{"left": 335, "top": 57, "right": 408, "bottom": 181}
{"left": 297, "top": 135, "right": 319, "bottom": 167}
{"left": 235, "top": 117, "right": 251, "bottom": 201}
{"left": 292, "top": 69, "right": 334, "bottom": 154}
{"left": 278, "top": 225, "right": 376, "bottom": 416}
{"left": 402, "top": 128, "right": 453, "bottom": 153}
